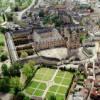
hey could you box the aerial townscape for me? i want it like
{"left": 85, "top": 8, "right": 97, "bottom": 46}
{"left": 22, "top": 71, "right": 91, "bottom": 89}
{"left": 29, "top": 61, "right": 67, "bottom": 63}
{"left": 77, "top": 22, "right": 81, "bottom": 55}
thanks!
{"left": 0, "top": 0, "right": 100, "bottom": 100}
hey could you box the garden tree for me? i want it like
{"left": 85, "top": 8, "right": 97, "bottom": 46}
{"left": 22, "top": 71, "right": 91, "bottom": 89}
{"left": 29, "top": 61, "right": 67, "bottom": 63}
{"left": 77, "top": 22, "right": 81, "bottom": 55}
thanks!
{"left": 80, "top": 34, "right": 86, "bottom": 44}
{"left": 28, "top": 60, "right": 35, "bottom": 69}
{"left": 14, "top": 92, "right": 30, "bottom": 100}
{"left": 49, "top": 95, "right": 56, "bottom": 100}
{"left": 39, "top": 10, "right": 44, "bottom": 17}
{"left": 0, "top": 27, "right": 7, "bottom": 33}
{"left": 12, "top": 62, "right": 22, "bottom": 69}
{"left": 15, "top": 92, "right": 25, "bottom": 100}
{"left": 28, "top": 12, "right": 32, "bottom": 17}
{"left": 22, "top": 60, "right": 35, "bottom": 78}
{"left": 9, "top": 62, "right": 21, "bottom": 77}
{"left": 43, "top": 14, "right": 64, "bottom": 27}
{"left": 54, "top": 18, "right": 63, "bottom": 27}
{"left": 14, "top": 6, "right": 20, "bottom": 12}
{"left": 22, "top": 63, "right": 33, "bottom": 78}
{"left": 0, "top": 77, "right": 10, "bottom": 92}
{"left": 1, "top": 64, "right": 9, "bottom": 76}
{"left": 6, "top": 13, "right": 13, "bottom": 21}
{"left": 43, "top": 15, "right": 50, "bottom": 25}
{"left": 0, "top": 53, "right": 8, "bottom": 61}
{"left": 0, "top": 42, "right": 4, "bottom": 46}
{"left": 10, "top": 77, "right": 22, "bottom": 94}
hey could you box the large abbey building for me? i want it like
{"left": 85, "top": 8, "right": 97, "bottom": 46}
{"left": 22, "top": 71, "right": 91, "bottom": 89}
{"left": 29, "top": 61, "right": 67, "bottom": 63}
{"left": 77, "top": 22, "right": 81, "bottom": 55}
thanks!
{"left": 5, "top": 25, "right": 81, "bottom": 64}
{"left": 5, "top": 4, "right": 84, "bottom": 64}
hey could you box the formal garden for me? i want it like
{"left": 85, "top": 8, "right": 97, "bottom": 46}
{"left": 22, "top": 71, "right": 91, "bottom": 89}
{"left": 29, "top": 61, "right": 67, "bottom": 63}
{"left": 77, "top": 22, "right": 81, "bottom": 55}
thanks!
{"left": 24, "top": 68, "right": 74, "bottom": 100}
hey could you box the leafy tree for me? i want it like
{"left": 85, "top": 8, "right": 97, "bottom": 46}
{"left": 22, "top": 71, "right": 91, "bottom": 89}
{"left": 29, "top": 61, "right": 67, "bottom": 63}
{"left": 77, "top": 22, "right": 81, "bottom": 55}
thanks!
{"left": 0, "top": 77, "right": 10, "bottom": 92}
{"left": 14, "top": 6, "right": 19, "bottom": 12}
{"left": 10, "top": 77, "right": 22, "bottom": 94}
{"left": 39, "top": 10, "right": 44, "bottom": 17}
{"left": 14, "top": 92, "right": 30, "bottom": 100}
{"left": 9, "top": 62, "right": 21, "bottom": 77}
{"left": 0, "top": 53, "right": 8, "bottom": 61}
{"left": 16, "top": 92, "right": 25, "bottom": 100}
{"left": 1, "top": 64, "right": 9, "bottom": 76}
{"left": 22, "top": 60, "right": 35, "bottom": 78}
{"left": 6, "top": 13, "right": 13, "bottom": 21}
{"left": 28, "top": 60, "right": 35, "bottom": 70}
{"left": 0, "top": 27, "right": 7, "bottom": 33}
{"left": 12, "top": 62, "right": 22, "bottom": 69}
{"left": 22, "top": 63, "right": 33, "bottom": 78}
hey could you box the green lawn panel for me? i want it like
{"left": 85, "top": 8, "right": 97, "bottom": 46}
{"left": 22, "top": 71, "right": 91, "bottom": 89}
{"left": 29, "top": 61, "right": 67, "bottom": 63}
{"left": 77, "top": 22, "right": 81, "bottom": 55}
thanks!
{"left": 54, "top": 77, "right": 62, "bottom": 84}
{"left": 49, "top": 85, "right": 59, "bottom": 92}
{"left": 42, "top": 75, "right": 52, "bottom": 81}
{"left": 46, "top": 69, "right": 55, "bottom": 75}
{"left": 25, "top": 87, "right": 35, "bottom": 95}
{"left": 62, "top": 79, "right": 72, "bottom": 86}
{"left": 38, "top": 83, "right": 46, "bottom": 90}
{"left": 57, "top": 86, "right": 67, "bottom": 94}
{"left": 46, "top": 92, "right": 56, "bottom": 100}
{"left": 34, "top": 74, "right": 43, "bottom": 80}
{"left": 64, "top": 72, "right": 73, "bottom": 79}
{"left": 56, "top": 94, "right": 65, "bottom": 100}
{"left": 34, "top": 90, "right": 44, "bottom": 96}
{"left": 56, "top": 71, "right": 65, "bottom": 77}
{"left": 29, "top": 81, "right": 39, "bottom": 88}
{"left": 36, "top": 68, "right": 48, "bottom": 75}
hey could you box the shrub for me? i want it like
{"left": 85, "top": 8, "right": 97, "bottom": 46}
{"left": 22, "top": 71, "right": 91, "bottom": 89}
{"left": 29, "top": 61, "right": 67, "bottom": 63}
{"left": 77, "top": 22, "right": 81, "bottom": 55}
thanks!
{"left": 39, "top": 10, "right": 44, "bottom": 17}
{"left": 0, "top": 54, "right": 8, "bottom": 61}
{"left": 20, "top": 51, "right": 28, "bottom": 58}
{"left": 1, "top": 64, "right": 9, "bottom": 76}
{"left": 0, "top": 77, "right": 10, "bottom": 93}
{"left": 0, "top": 42, "right": 4, "bottom": 46}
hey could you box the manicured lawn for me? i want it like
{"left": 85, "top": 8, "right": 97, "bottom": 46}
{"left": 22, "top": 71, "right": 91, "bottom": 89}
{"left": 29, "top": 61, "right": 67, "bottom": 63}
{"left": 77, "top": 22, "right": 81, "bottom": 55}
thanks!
{"left": 48, "top": 85, "right": 67, "bottom": 95}
{"left": 56, "top": 70, "right": 65, "bottom": 77}
{"left": 46, "top": 92, "right": 55, "bottom": 100}
{"left": 33, "top": 74, "right": 43, "bottom": 81}
{"left": 34, "top": 90, "right": 44, "bottom": 96}
{"left": 34, "top": 68, "right": 55, "bottom": 81}
{"left": 46, "top": 91, "right": 65, "bottom": 100}
{"left": 64, "top": 72, "right": 73, "bottom": 78}
{"left": 49, "top": 85, "right": 59, "bottom": 92}
{"left": 57, "top": 86, "right": 67, "bottom": 94}
{"left": 56, "top": 94, "right": 65, "bottom": 100}
{"left": 54, "top": 77, "right": 62, "bottom": 83}
{"left": 61, "top": 78, "right": 72, "bottom": 85}
{"left": 28, "top": 81, "right": 39, "bottom": 88}
{"left": 25, "top": 87, "right": 35, "bottom": 95}
{"left": 54, "top": 71, "right": 73, "bottom": 86}
{"left": 38, "top": 83, "right": 46, "bottom": 90}
{"left": 24, "top": 68, "right": 74, "bottom": 99}
{"left": 24, "top": 81, "right": 47, "bottom": 96}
